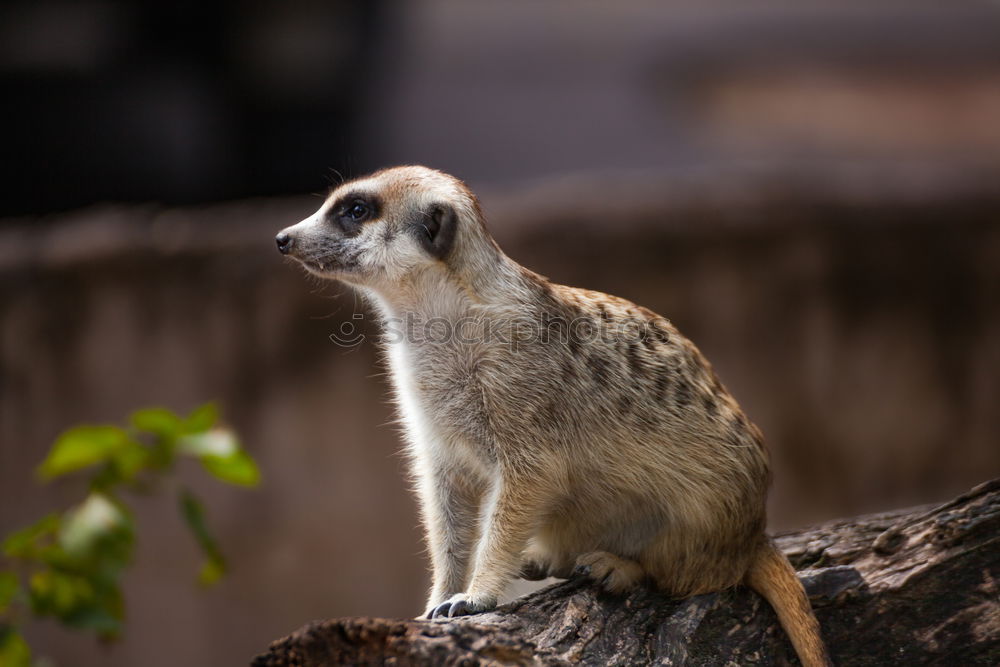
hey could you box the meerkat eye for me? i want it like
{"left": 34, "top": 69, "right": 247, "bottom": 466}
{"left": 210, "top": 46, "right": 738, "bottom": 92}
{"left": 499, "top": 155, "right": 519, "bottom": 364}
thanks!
{"left": 328, "top": 193, "right": 379, "bottom": 235}
{"left": 347, "top": 202, "right": 369, "bottom": 221}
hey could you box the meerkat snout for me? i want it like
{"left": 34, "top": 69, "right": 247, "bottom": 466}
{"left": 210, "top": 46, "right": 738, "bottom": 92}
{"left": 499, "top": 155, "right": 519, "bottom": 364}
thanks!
{"left": 275, "top": 232, "right": 293, "bottom": 254}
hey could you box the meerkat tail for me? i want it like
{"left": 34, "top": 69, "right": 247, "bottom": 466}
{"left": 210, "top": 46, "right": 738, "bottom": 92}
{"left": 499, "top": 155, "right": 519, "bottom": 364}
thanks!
{"left": 745, "top": 540, "right": 831, "bottom": 667}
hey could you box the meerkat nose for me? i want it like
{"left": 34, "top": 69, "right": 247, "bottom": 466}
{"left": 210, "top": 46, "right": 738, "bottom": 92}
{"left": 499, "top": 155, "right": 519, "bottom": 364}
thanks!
{"left": 275, "top": 232, "right": 293, "bottom": 254}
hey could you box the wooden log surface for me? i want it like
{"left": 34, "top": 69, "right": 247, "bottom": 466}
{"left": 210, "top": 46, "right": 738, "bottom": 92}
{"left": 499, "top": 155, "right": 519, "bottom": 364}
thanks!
{"left": 252, "top": 479, "right": 1000, "bottom": 666}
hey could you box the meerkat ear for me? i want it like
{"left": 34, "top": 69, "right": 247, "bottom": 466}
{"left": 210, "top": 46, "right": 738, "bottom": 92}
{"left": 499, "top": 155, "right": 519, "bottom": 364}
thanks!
{"left": 418, "top": 203, "right": 457, "bottom": 260}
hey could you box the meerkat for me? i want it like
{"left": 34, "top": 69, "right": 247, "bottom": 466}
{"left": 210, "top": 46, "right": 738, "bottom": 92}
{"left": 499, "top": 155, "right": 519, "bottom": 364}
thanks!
{"left": 275, "top": 166, "right": 830, "bottom": 666}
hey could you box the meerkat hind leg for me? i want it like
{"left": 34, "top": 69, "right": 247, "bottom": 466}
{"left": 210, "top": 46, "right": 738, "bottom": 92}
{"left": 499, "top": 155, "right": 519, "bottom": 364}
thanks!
{"left": 519, "top": 538, "right": 575, "bottom": 581}
{"left": 519, "top": 559, "right": 550, "bottom": 581}
{"left": 574, "top": 551, "right": 645, "bottom": 594}
{"left": 518, "top": 557, "right": 575, "bottom": 581}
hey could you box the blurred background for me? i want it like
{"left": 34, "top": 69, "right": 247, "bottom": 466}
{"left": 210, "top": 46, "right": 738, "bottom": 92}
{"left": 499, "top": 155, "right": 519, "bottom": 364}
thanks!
{"left": 1, "top": 0, "right": 999, "bottom": 665}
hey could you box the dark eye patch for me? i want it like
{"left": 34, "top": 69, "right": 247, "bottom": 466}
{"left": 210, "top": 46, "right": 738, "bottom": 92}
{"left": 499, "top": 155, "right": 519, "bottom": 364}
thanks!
{"left": 327, "top": 191, "right": 381, "bottom": 236}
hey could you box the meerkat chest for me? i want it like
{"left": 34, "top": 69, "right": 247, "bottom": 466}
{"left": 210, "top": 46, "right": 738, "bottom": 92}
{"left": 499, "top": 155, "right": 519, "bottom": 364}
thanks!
{"left": 387, "top": 336, "right": 506, "bottom": 462}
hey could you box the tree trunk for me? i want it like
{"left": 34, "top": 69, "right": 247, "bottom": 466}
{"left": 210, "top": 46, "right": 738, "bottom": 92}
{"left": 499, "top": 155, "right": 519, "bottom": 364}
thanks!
{"left": 252, "top": 479, "right": 1000, "bottom": 666}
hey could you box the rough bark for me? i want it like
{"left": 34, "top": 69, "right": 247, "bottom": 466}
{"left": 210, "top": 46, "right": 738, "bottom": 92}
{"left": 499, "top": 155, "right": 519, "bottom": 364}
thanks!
{"left": 253, "top": 479, "right": 1000, "bottom": 666}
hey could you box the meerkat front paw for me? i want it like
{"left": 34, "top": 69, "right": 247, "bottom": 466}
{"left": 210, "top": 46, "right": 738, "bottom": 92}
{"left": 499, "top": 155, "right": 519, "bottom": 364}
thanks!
{"left": 573, "top": 551, "right": 645, "bottom": 594}
{"left": 429, "top": 592, "right": 497, "bottom": 619}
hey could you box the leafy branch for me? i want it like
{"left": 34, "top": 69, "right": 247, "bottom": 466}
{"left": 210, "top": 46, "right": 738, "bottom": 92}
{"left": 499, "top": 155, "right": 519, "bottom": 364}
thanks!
{"left": 0, "top": 404, "right": 259, "bottom": 666}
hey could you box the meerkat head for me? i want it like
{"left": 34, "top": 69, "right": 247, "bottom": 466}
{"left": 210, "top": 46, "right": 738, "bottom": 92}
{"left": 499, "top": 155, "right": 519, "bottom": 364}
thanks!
{"left": 275, "top": 166, "right": 489, "bottom": 290}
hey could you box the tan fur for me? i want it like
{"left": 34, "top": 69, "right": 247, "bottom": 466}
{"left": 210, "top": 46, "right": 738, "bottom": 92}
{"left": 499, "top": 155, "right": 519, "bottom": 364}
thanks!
{"left": 277, "top": 166, "right": 831, "bottom": 666}
{"left": 747, "top": 541, "right": 831, "bottom": 666}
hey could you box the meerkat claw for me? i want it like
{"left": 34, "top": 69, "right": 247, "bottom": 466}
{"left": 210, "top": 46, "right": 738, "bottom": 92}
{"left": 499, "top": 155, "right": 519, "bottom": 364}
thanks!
{"left": 429, "top": 594, "right": 495, "bottom": 619}
{"left": 448, "top": 599, "right": 473, "bottom": 617}
{"left": 429, "top": 601, "right": 453, "bottom": 619}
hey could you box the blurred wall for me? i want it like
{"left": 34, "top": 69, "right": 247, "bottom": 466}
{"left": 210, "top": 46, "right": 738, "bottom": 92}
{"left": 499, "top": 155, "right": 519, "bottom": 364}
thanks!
{"left": 363, "top": 1, "right": 1000, "bottom": 183}
{"left": 2, "top": 1, "right": 1000, "bottom": 666}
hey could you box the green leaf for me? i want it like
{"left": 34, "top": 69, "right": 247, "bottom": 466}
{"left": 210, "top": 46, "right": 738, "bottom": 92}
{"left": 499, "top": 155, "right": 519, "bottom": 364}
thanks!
{"left": 3, "top": 515, "right": 59, "bottom": 559}
{"left": 178, "top": 491, "right": 215, "bottom": 554}
{"left": 178, "top": 429, "right": 238, "bottom": 458}
{"left": 184, "top": 403, "right": 218, "bottom": 434}
{"left": 178, "top": 490, "right": 227, "bottom": 587}
{"left": 22, "top": 500, "right": 129, "bottom": 638}
{"left": 37, "top": 426, "right": 132, "bottom": 480}
{"left": 88, "top": 440, "right": 151, "bottom": 491}
{"left": 63, "top": 588, "right": 123, "bottom": 637}
{"left": 25, "top": 567, "right": 122, "bottom": 637}
{"left": 179, "top": 429, "right": 261, "bottom": 487}
{"left": 28, "top": 570, "right": 93, "bottom": 617}
{"left": 197, "top": 559, "right": 225, "bottom": 588}
{"left": 200, "top": 450, "right": 260, "bottom": 488}
{"left": 0, "top": 626, "right": 31, "bottom": 667}
{"left": 111, "top": 441, "right": 149, "bottom": 481}
{"left": 3, "top": 402, "right": 254, "bottom": 654}
{"left": 58, "top": 493, "right": 132, "bottom": 561}
{"left": 0, "top": 572, "right": 19, "bottom": 613}
{"left": 130, "top": 408, "right": 184, "bottom": 438}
